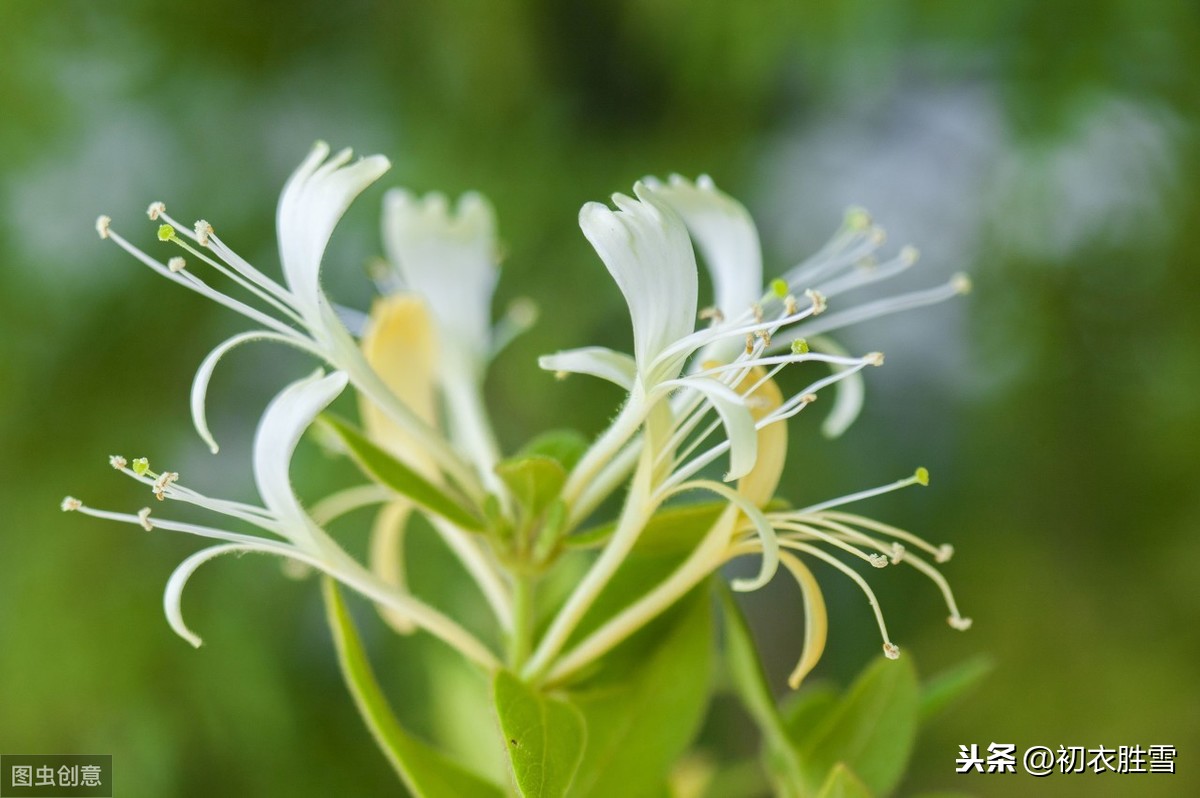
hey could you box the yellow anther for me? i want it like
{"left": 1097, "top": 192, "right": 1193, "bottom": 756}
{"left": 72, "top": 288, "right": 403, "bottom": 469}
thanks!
{"left": 699, "top": 306, "right": 724, "bottom": 324}
{"left": 805, "top": 289, "right": 827, "bottom": 315}
{"left": 109, "top": 455, "right": 127, "bottom": 470}
{"left": 744, "top": 334, "right": 755, "bottom": 355}
{"left": 137, "top": 507, "right": 154, "bottom": 531}
{"left": 883, "top": 642, "right": 900, "bottom": 660}
{"left": 95, "top": 215, "right": 112, "bottom": 239}
{"left": 147, "top": 201, "right": 166, "bottom": 220}
{"left": 866, "top": 352, "right": 885, "bottom": 366}
{"left": 61, "top": 496, "right": 82, "bottom": 512}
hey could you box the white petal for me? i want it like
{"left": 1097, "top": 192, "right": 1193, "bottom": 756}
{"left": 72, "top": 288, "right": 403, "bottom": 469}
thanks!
{"left": 664, "top": 376, "right": 758, "bottom": 480}
{"left": 579, "top": 183, "right": 698, "bottom": 371}
{"left": 277, "top": 142, "right": 391, "bottom": 319}
{"left": 253, "top": 370, "right": 349, "bottom": 526}
{"left": 164, "top": 541, "right": 298, "bottom": 647}
{"left": 382, "top": 189, "right": 498, "bottom": 365}
{"left": 807, "top": 336, "right": 865, "bottom": 438}
{"left": 644, "top": 175, "right": 762, "bottom": 318}
{"left": 538, "top": 346, "right": 637, "bottom": 390}
{"left": 191, "top": 331, "right": 320, "bottom": 454}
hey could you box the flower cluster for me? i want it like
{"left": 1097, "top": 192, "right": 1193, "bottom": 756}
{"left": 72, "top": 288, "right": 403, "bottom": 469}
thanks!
{"left": 68, "top": 144, "right": 970, "bottom": 687}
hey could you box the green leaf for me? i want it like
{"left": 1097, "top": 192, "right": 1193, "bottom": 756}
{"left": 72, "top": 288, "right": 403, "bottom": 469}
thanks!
{"left": 797, "top": 656, "right": 919, "bottom": 797}
{"left": 919, "top": 655, "right": 993, "bottom": 722}
{"left": 320, "top": 414, "right": 485, "bottom": 531}
{"left": 568, "top": 501, "right": 724, "bottom": 552}
{"left": 493, "top": 670, "right": 586, "bottom": 797}
{"left": 321, "top": 578, "right": 505, "bottom": 798}
{"left": 566, "top": 587, "right": 715, "bottom": 797}
{"left": 496, "top": 454, "right": 567, "bottom": 520}
{"left": 816, "top": 764, "right": 874, "bottom": 798}
{"left": 517, "top": 429, "right": 590, "bottom": 471}
{"left": 717, "top": 586, "right": 805, "bottom": 797}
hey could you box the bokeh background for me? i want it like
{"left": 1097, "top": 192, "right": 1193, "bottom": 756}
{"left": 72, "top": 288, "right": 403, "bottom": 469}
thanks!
{"left": 2, "top": 1, "right": 1197, "bottom": 796}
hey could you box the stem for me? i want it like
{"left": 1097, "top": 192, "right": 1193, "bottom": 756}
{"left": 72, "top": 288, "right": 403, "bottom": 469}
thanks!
{"left": 508, "top": 574, "right": 536, "bottom": 670}
{"left": 561, "top": 391, "right": 647, "bottom": 508}
{"left": 430, "top": 517, "right": 514, "bottom": 632}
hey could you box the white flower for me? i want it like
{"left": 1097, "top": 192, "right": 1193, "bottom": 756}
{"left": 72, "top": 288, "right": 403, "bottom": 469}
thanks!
{"left": 62, "top": 370, "right": 498, "bottom": 669}
{"left": 98, "top": 143, "right": 483, "bottom": 500}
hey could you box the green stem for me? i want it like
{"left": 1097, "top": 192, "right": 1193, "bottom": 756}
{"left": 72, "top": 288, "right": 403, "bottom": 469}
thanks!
{"left": 509, "top": 574, "right": 536, "bottom": 671}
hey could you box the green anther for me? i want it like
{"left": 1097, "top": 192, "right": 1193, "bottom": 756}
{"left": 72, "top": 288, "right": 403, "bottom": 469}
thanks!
{"left": 770, "top": 278, "right": 788, "bottom": 298}
{"left": 914, "top": 467, "right": 930, "bottom": 486}
{"left": 157, "top": 224, "right": 175, "bottom": 242}
{"left": 791, "top": 339, "right": 809, "bottom": 355}
{"left": 132, "top": 457, "right": 150, "bottom": 476}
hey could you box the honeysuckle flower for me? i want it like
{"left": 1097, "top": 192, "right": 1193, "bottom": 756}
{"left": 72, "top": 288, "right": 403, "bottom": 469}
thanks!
{"left": 97, "top": 142, "right": 484, "bottom": 501}
{"left": 524, "top": 176, "right": 970, "bottom": 684}
{"left": 61, "top": 370, "right": 499, "bottom": 670}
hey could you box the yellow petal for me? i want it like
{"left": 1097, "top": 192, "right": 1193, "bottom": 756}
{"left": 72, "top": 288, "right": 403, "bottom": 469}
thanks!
{"left": 734, "top": 367, "right": 786, "bottom": 508}
{"left": 359, "top": 294, "right": 439, "bottom": 478}
{"left": 779, "top": 550, "right": 828, "bottom": 689}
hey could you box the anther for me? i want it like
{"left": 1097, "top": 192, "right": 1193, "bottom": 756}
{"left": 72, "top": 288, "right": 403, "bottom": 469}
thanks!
{"left": 790, "top": 339, "right": 809, "bottom": 355}
{"left": 868, "top": 553, "right": 889, "bottom": 569}
{"left": 699, "top": 306, "right": 725, "bottom": 324}
{"left": 507, "top": 297, "right": 539, "bottom": 328}
{"left": 805, "top": 289, "right": 827, "bottom": 315}
{"left": 752, "top": 303, "right": 764, "bottom": 323}
{"left": 137, "top": 507, "right": 154, "bottom": 531}
{"left": 168, "top": 256, "right": 186, "bottom": 273}
{"left": 870, "top": 227, "right": 887, "bottom": 246}
{"left": 194, "top": 220, "right": 213, "bottom": 246}
{"left": 152, "top": 471, "right": 179, "bottom": 501}
{"left": 554, "top": 371, "right": 569, "bottom": 381}
{"left": 147, "top": 201, "right": 166, "bottom": 221}
{"left": 109, "top": 455, "right": 127, "bottom": 470}
{"left": 61, "top": 496, "right": 82, "bottom": 512}
{"left": 890, "top": 542, "right": 905, "bottom": 564}
{"left": 935, "top": 543, "right": 954, "bottom": 563}
{"left": 157, "top": 224, "right": 175, "bottom": 242}
{"left": 900, "top": 245, "right": 920, "bottom": 265}
{"left": 914, "top": 466, "right": 929, "bottom": 486}
{"left": 131, "top": 457, "right": 150, "bottom": 476}
{"left": 883, "top": 642, "right": 901, "bottom": 660}
{"left": 756, "top": 329, "right": 772, "bottom": 348}
{"left": 95, "top": 215, "right": 112, "bottom": 239}
{"left": 800, "top": 393, "right": 818, "bottom": 405}
{"left": 948, "top": 615, "right": 973, "bottom": 631}
{"left": 784, "top": 295, "right": 798, "bottom": 315}
{"left": 951, "top": 273, "right": 972, "bottom": 294}
{"left": 865, "top": 352, "right": 885, "bottom": 366}
{"left": 744, "top": 334, "right": 755, "bottom": 355}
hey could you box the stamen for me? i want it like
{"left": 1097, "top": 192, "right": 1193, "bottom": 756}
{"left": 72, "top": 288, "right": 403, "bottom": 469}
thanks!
{"left": 936, "top": 543, "right": 953, "bottom": 562}
{"left": 95, "top": 215, "right": 111, "bottom": 239}
{"left": 891, "top": 542, "right": 905, "bottom": 563}
{"left": 744, "top": 334, "right": 754, "bottom": 355}
{"left": 131, "top": 457, "right": 150, "bottom": 476}
{"left": 157, "top": 224, "right": 175, "bottom": 242}
{"left": 949, "top": 615, "right": 973, "bottom": 631}
{"left": 805, "top": 289, "right": 827, "bottom": 315}
{"left": 755, "top": 329, "right": 771, "bottom": 348}
{"left": 137, "top": 507, "right": 154, "bottom": 531}
{"left": 845, "top": 206, "right": 872, "bottom": 231}
{"left": 868, "top": 553, "right": 888, "bottom": 568}
{"left": 147, "top": 201, "right": 166, "bottom": 221}
{"left": 752, "top": 303, "right": 764, "bottom": 323}
{"left": 915, "top": 466, "right": 929, "bottom": 486}
{"left": 194, "top": 220, "right": 212, "bottom": 247}
{"left": 900, "top": 245, "right": 919, "bottom": 266}
{"left": 784, "top": 295, "right": 798, "bottom": 315}
{"left": 699, "top": 306, "right": 724, "bottom": 324}
{"left": 883, "top": 642, "right": 900, "bottom": 660}
{"left": 865, "top": 351, "right": 884, "bottom": 366}
{"left": 555, "top": 370, "right": 569, "bottom": 381}
{"left": 168, "top": 256, "right": 186, "bottom": 273}
{"left": 108, "top": 455, "right": 127, "bottom": 470}
{"left": 952, "top": 273, "right": 972, "bottom": 294}
{"left": 61, "top": 496, "right": 82, "bottom": 512}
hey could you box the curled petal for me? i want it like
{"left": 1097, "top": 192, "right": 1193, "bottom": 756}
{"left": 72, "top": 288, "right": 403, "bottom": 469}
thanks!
{"left": 662, "top": 376, "right": 758, "bottom": 481}
{"left": 778, "top": 550, "right": 828, "bottom": 689}
{"left": 538, "top": 346, "right": 638, "bottom": 390}
{"left": 191, "top": 330, "right": 321, "bottom": 454}
{"left": 253, "top": 370, "right": 349, "bottom": 528}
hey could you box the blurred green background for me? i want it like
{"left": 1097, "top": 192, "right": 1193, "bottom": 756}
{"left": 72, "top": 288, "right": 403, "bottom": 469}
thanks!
{"left": 2, "top": 1, "right": 1197, "bottom": 795}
